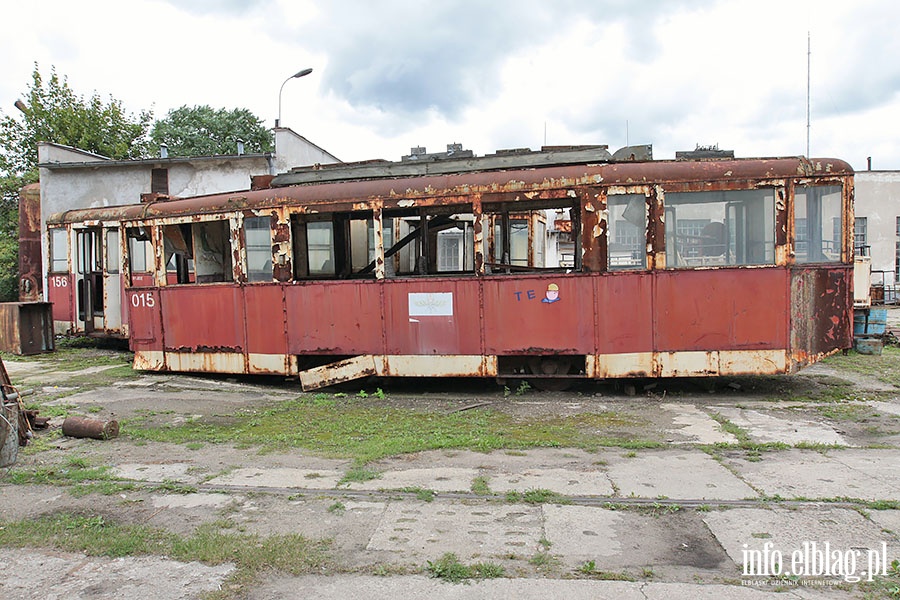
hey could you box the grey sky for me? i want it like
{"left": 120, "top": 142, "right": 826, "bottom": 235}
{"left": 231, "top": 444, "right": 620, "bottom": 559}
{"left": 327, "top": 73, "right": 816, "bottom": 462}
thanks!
{"left": 1, "top": 0, "right": 897, "bottom": 170}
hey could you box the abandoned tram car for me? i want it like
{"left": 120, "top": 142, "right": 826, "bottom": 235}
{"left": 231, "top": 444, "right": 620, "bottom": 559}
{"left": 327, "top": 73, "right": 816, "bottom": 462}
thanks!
{"left": 46, "top": 147, "right": 854, "bottom": 389}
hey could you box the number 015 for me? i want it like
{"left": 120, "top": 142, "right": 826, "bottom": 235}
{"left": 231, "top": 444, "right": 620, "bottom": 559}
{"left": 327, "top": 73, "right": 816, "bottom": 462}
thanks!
{"left": 130, "top": 292, "right": 156, "bottom": 308}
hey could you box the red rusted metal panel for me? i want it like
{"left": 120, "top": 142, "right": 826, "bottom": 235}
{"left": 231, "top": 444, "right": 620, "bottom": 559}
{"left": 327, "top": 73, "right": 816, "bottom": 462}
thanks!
{"left": 790, "top": 266, "right": 853, "bottom": 365}
{"left": 159, "top": 286, "right": 245, "bottom": 352}
{"left": 0, "top": 302, "right": 54, "bottom": 355}
{"left": 595, "top": 272, "right": 654, "bottom": 354}
{"left": 654, "top": 268, "right": 790, "bottom": 352}
{"left": 47, "top": 273, "right": 73, "bottom": 323}
{"left": 285, "top": 281, "right": 383, "bottom": 354}
{"left": 18, "top": 184, "right": 42, "bottom": 302}
{"left": 383, "top": 279, "right": 482, "bottom": 355}
{"left": 244, "top": 285, "right": 288, "bottom": 355}
{"left": 482, "top": 275, "right": 594, "bottom": 354}
{"left": 125, "top": 288, "right": 162, "bottom": 347}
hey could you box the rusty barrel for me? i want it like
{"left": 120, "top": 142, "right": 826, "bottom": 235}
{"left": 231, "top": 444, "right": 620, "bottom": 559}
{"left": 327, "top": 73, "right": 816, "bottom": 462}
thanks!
{"left": 62, "top": 416, "right": 119, "bottom": 440}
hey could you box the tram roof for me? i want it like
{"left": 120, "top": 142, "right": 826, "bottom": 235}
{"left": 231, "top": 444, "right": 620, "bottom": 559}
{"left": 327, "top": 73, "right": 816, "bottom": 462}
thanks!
{"left": 47, "top": 154, "right": 853, "bottom": 226}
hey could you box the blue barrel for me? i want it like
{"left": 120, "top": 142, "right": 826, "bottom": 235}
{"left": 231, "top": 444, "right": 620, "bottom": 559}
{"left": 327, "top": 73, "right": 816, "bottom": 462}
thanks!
{"left": 854, "top": 309, "right": 888, "bottom": 336}
{"left": 855, "top": 336, "right": 884, "bottom": 355}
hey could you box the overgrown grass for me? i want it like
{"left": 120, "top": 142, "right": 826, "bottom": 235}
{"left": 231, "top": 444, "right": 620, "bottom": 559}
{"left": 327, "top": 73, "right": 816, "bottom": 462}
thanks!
{"left": 124, "top": 396, "right": 658, "bottom": 462}
{"left": 0, "top": 513, "right": 331, "bottom": 600}
{"left": 822, "top": 347, "right": 900, "bottom": 388}
{"left": 426, "top": 552, "right": 506, "bottom": 583}
{"left": 2, "top": 457, "right": 134, "bottom": 496}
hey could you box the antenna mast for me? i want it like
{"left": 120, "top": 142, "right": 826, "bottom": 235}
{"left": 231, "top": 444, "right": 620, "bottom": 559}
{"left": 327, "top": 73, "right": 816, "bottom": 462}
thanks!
{"left": 806, "top": 31, "right": 811, "bottom": 158}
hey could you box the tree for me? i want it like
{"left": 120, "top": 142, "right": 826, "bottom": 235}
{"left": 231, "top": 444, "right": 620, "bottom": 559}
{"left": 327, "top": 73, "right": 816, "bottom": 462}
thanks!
{"left": 0, "top": 64, "right": 153, "bottom": 301}
{"left": 149, "top": 105, "right": 273, "bottom": 157}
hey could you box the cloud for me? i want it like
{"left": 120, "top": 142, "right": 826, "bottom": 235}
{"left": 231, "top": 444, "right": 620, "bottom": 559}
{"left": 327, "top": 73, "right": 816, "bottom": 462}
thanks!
{"left": 298, "top": 0, "right": 720, "bottom": 126}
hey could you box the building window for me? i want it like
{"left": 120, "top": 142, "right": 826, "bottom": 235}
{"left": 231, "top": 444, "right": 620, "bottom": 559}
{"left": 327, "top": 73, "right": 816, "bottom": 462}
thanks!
{"left": 151, "top": 168, "right": 169, "bottom": 195}
{"left": 854, "top": 217, "right": 868, "bottom": 256}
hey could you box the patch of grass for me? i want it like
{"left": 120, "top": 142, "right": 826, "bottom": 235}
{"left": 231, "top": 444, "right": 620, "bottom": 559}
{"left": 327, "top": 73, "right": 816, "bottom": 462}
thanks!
{"left": 338, "top": 464, "right": 381, "bottom": 485}
{"left": 470, "top": 476, "right": 491, "bottom": 496}
{"left": 0, "top": 512, "right": 333, "bottom": 600}
{"left": 578, "top": 559, "right": 596, "bottom": 574}
{"left": 399, "top": 486, "right": 436, "bottom": 502}
{"left": 426, "top": 552, "right": 505, "bottom": 583}
{"left": 529, "top": 551, "right": 559, "bottom": 572}
{"left": 823, "top": 347, "right": 900, "bottom": 388}
{"left": 817, "top": 403, "right": 878, "bottom": 422}
{"left": 124, "top": 396, "right": 657, "bottom": 462}
{"left": 592, "top": 570, "right": 636, "bottom": 581}
{"left": 327, "top": 501, "right": 345, "bottom": 515}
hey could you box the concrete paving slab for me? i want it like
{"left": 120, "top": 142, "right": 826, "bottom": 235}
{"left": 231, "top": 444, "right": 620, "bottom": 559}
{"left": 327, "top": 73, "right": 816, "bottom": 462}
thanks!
{"left": 0, "top": 548, "right": 233, "bottom": 600}
{"left": 542, "top": 504, "right": 730, "bottom": 570}
{"left": 150, "top": 492, "right": 235, "bottom": 509}
{"left": 867, "top": 400, "right": 900, "bottom": 417}
{"left": 349, "top": 467, "right": 480, "bottom": 493}
{"left": 112, "top": 462, "right": 196, "bottom": 483}
{"left": 829, "top": 449, "right": 900, "bottom": 495}
{"left": 725, "top": 450, "right": 898, "bottom": 501}
{"left": 605, "top": 450, "right": 758, "bottom": 500}
{"left": 206, "top": 466, "right": 344, "bottom": 489}
{"left": 703, "top": 507, "right": 900, "bottom": 577}
{"left": 712, "top": 407, "right": 849, "bottom": 446}
{"left": 661, "top": 403, "right": 738, "bottom": 444}
{"left": 867, "top": 510, "right": 900, "bottom": 538}
{"left": 486, "top": 468, "right": 614, "bottom": 496}
{"left": 367, "top": 501, "right": 543, "bottom": 559}
{"left": 246, "top": 575, "right": 839, "bottom": 599}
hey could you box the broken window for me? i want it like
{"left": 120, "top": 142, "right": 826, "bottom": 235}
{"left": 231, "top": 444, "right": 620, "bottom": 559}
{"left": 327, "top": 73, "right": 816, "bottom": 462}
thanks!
{"left": 484, "top": 208, "right": 554, "bottom": 273}
{"left": 127, "top": 227, "right": 152, "bottom": 275}
{"left": 162, "top": 220, "right": 234, "bottom": 284}
{"left": 664, "top": 189, "right": 775, "bottom": 268}
{"left": 291, "top": 212, "right": 379, "bottom": 279}
{"left": 795, "top": 185, "right": 842, "bottom": 263}
{"left": 384, "top": 208, "right": 476, "bottom": 276}
{"left": 607, "top": 194, "right": 647, "bottom": 270}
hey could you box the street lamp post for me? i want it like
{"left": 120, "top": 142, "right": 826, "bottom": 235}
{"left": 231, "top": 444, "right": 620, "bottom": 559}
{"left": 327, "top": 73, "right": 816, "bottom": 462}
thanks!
{"left": 276, "top": 68, "right": 313, "bottom": 128}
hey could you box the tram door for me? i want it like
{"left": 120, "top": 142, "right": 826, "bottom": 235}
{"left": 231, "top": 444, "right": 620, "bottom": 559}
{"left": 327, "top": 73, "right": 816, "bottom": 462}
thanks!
{"left": 76, "top": 228, "right": 103, "bottom": 334}
{"left": 104, "top": 228, "right": 122, "bottom": 332}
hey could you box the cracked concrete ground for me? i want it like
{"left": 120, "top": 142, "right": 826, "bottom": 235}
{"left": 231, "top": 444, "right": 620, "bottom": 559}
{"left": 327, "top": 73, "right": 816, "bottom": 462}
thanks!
{"left": 2, "top": 341, "right": 900, "bottom": 599}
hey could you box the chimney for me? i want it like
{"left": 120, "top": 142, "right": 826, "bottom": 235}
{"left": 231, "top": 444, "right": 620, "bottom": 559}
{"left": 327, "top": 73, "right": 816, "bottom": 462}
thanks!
{"left": 160, "top": 143, "right": 168, "bottom": 159}
{"left": 237, "top": 139, "right": 245, "bottom": 156}
{"left": 867, "top": 156, "right": 872, "bottom": 171}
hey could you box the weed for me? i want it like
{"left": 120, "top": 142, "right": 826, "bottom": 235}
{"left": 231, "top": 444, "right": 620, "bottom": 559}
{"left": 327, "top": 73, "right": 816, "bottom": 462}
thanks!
{"left": 529, "top": 551, "right": 559, "bottom": 571}
{"left": 426, "top": 552, "right": 505, "bottom": 583}
{"left": 538, "top": 536, "right": 552, "bottom": 550}
{"left": 327, "top": 502, "right": 345, "bottom": 515}
{"left": 399, "top": 487, "right": 436, "bottom": 502}
{"left": 515, "top": 381, "right": 531, "bottom": 396}
{"left": 470, "top": 476, "right": 491, "bottom": 496}
{"left": 86, "top": 405, "right": 103, "bottom": 414}
{"left": 374, "top": 388, "right": 386, "bottom": 400}
{"left": 578, "top": 560, "right": 596, "bottom": 574}
{"left": 357, "top": 390, "right": 369, "bottom": 399}
{"left": 338, "top": 464, "right": 381, "bottom": 485}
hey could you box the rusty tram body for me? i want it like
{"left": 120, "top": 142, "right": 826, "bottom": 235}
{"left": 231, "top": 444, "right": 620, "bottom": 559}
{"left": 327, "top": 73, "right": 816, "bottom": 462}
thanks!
{"left": 45, "top": 147, "right": 854, "bottom": 389}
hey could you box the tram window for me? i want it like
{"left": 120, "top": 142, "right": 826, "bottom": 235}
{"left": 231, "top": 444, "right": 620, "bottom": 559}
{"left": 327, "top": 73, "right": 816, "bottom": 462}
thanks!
{"left": 106, "top": 229, "right": 120, "bottom": 274}
{"left": 608, "top": 194, "right": 647, "bottom": 270}
{"left": 127, "top": 228, "right": 151, "bottom": 273}
{"left": 485, "top": 211, "right": 549, "bottom": 271}
{"left": 665, "top": 189, "right": 774, "bottom": 268}
{"left": 163, "top": 224, "right": 195, "bottom": 284}
{"left": 385, "top": 211, "right": 475, "bottom": 276}
{"left": 795, "top": 185, "right": 842, "bottom": 263}
{"left": 50, "top": 228, "right": 68, "bottom": 273}
{"left": 193, "top": 220, "right": 233, "bottom": 283}
{"left": 245, "top": 216, "right": 273, "bottom": 282}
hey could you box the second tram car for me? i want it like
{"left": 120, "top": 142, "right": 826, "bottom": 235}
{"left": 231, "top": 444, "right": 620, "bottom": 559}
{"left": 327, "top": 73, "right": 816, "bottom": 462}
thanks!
{"left": 46, "top": 147, "right": 854, "bottom": 389}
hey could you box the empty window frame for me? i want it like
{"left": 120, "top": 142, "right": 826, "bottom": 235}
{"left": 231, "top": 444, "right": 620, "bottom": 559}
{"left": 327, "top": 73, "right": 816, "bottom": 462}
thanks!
{"left": 244, "top": 216, "right": 273, "bottom": 282}
{"left": 664, "top": 188, "right": 775, "bottom": 268}
{"left": 607, "top": 194, "right": 648, "bottom": 270}
{"left": 486, "top": 210, "right": 551, "bottom": 272}
{"left": 49, "top": 228, "right": 68, "bottom": 273}
{"left": 854, "top": 216, "right": 868, "bottom": 257}
{"left": 291, "top": 212, "right": 379, "bottom": 279}
{"left": 794, "top": 185, "right": 842, "bottom": 263}
{"left": 106, "top": 229, "right": 120, "bottom": 274}
{"left": 386, "top": 209, "right": 475, "bottom": 276}
{"left": 162, "top": 220, "right": 233, "bottom": 284}
{"left": 127, "top": 227, "right": 152, "bottom": 276}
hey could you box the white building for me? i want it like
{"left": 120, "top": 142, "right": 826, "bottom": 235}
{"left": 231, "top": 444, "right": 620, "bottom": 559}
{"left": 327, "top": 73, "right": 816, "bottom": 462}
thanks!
{"left": 35, "top": 128, "right": 339, "bottom": 304}
{"left": 853, "top": 170, "right": 900, "bottom": 297}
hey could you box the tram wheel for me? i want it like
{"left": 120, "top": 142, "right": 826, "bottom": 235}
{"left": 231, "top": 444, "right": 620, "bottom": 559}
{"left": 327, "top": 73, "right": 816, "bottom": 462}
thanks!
{"left": 527, "top": 357, "right": 573, "bottom": 392}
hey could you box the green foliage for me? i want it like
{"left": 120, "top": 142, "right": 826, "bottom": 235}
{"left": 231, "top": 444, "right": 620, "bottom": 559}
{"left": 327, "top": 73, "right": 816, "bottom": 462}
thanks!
{"left": 149, "top": 105, "right": 273, "bottom": 157}
{"left": 426, "top": 552, "right": 505, "bottom": 583}
{"left": 0, "top": 64, "right": 153, "bottom": 301}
